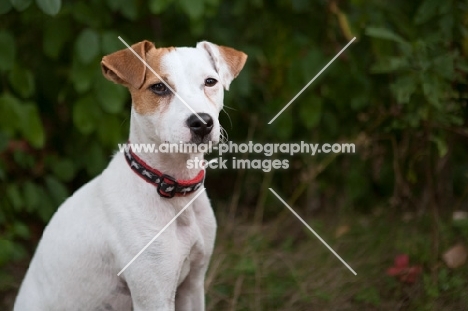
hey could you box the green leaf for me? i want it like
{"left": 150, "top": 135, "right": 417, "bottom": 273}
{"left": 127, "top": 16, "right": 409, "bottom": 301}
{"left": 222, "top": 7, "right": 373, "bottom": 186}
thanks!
{"left": 370, "top": 57, "right": 408, "bottom": 73}
{"left": 0, "top": 132, "right": 8, "bottom": 152}
{"left": 0, "top": 96, "right": 44, "bottom": 147}
{"left": 149, "top": 0, "right": 173, "bottom": 14}
{"left": 35, "top": 0, "right": 61, "bottom": 15}
{"left": 350, "top": 95, "right": 369, "bottom": 110}
{"left": 43, "top": 18, "right": 71, "bottom": 59}
{"left": 84, "top": 142, "right": 107, "bottom": 176}
{"left": 0, "top": 1, "right": 12, "bottom": 14}
{"left": 0, "top": 94, "right": 21, "bottom": 135}
{"left": 292, "top": 0, "right": 310, "bottom": 11}
{"left": 94, "top": 77, "right": 128, "bottom": 114}
{"left": 432, "top": 54, "right": 454, "bottom": 80}
{"left": 421, "top": 74, "right": 444, "bottom": 108}
{"left": 45, "top": 175, "right": 68, "bottom": 206}
{"left": 23, "top": 181, "right": 41, "bottom": 212}
{"left": 8, "top": 66, "right": 35, "bottom": 98}
{"left": 51, "top": 158, "right": 76, "bottom": 182}
{"left": 11, "top": 0, "right": 32, "bottom": 11}
{"left": 414, "top": 0, "right": 439, "bottom": 25}
{"left": 71, "top": 2, "right": 104, "bottom": 28}
{"left": 365, "top": 27, "right": 408, "bottom": 45}
{"left": 430, "top": 136, "right": 448, "bottom": 157}
{"left": 0, "top": 31, "right": 15, "bottom": 71}
{"left": 271, "top": 109, "right": 292, "bottom": 140}
{"left": 179, "top": 0, "right": 204, "bottom": 19}
{"left": 75, "top": 29, "right": 100, "bottom": 64}
{"left": 97, "top": 115, "right": 124, "bottom": 146}
{"left": 13, "top": 149, "right": 35, "bottom": 170}
{"left": 204, "top": 0, "right": 219, "bottom": 5}
{"left": 390, "top": 74, "right": 418, "bottom": 104}
{"left": 105, "top": 0, "right": 123, "bottom": 11}
{"left": 230, "top": 60, "right": 250, "bottom": 96}
{"left": 12, "top": 222, "right": 30, "bottom": 239}
{"left": 6, "top": 184, "right": 23, "bottom": 211}
{"left": 301, "top": 49, "right": 325, "bottom": 81}
{"left": 323, "top": 112, "right": 338, "bottom": 136}
{"left": 120, "top": 0, "right": 138, "bottom": 20}
{"left": 19, "top": 103, "right": 45, "bottom": 148}
{"left": 0, "top": 239, "right": 15, "bottom": 265}
{"left": 73, "top": 95, "right": 102, "bottom": 134}
{"left": 299, "top": 96, "right": 322, "bottom": 129}
{"left": 101, "top": 31, "right": 122, "bottom": 55}
{"left": 70, "top": 57, "right": 100, "bottom": 93}
{"left": 36, "top": 187, "right": 56, "bottom": 222}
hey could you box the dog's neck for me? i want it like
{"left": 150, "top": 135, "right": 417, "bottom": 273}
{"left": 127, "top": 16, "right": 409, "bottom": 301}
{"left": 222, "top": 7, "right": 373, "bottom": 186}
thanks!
{"left": 128, "top": 118, "right": 204, "bottom": 181}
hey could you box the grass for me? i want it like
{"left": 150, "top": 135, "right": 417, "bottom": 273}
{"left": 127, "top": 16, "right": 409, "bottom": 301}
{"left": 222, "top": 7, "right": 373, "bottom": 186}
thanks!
{"left": 1, "top": 203, "right": 467, "bottom": 310}
{"left": 205, "top": 204, "right": 468, "bottom": 311}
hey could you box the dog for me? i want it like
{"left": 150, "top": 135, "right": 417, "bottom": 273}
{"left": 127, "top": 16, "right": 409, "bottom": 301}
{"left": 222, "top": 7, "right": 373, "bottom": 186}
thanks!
{"left": 14, "top": 40, "right": 247, "bottom": 311}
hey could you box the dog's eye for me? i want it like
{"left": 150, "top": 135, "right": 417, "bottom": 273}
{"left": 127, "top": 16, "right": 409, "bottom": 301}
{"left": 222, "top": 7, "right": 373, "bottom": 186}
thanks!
{"left": 204, "top": 78, "right": 218, "bottom": 87}
{"left": 149, "top": 83, "right": 171, "bottom": 96}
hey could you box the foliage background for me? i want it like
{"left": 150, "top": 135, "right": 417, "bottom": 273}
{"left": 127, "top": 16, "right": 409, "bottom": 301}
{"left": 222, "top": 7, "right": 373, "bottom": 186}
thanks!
{"left": 1, "top": 0, "right": 468, "bottom": 309}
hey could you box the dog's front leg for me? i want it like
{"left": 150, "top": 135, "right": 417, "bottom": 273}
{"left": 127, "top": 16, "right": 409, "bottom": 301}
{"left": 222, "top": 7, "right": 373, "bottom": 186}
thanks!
{"left": 175, "top": 265, "right": 207, "bottom": 311}
{"left": 128, "top": 277, "right": 176, "bottom": 311}
{"left": 123, "top": 257, "right": 179, "bottom": 311}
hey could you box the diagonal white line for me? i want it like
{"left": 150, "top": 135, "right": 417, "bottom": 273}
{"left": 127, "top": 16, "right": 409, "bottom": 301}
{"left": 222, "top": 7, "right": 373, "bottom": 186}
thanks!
{"left": 268, "top": 37, "right": 356, "bottom": 124}
{"left": 268, "top": 188, "right": 357, "bottom": 275}
{"left": 117, "top": 188, "right": 206, "bottom": 276}
{"left": 118, "top": 36, "right": 206, "bottom": 124}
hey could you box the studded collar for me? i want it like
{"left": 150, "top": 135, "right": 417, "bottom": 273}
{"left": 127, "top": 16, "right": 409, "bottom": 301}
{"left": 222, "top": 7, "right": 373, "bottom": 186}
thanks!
{"left": 124, "top": 146, "right": 204, "bottom": 198}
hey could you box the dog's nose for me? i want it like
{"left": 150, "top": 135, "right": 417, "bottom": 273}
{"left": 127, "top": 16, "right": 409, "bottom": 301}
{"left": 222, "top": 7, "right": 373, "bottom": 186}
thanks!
{"left": 187, "top": 113, "right": 214, "bottom": 138}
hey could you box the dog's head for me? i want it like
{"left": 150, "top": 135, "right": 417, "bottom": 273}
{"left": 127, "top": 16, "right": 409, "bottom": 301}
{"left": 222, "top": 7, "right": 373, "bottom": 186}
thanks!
{"left": 101, "top": 40, "right": 247, "bottom": 145}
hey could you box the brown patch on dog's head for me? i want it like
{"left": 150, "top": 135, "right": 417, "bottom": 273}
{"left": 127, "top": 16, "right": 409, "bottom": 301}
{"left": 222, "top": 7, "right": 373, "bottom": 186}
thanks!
{"left": 101, "top": 41, "right": 175, "bottom": 115}
{"left": 101, "top": 40, "right": 154, "bottom": 89}
{"left": 128, "top": 47, "right": 176, "bottom": 115}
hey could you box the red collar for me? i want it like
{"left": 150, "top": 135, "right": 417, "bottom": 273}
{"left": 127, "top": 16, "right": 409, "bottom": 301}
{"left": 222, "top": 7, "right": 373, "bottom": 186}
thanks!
{"left": 124, "top": 145, "right": 205, "bottom": 198}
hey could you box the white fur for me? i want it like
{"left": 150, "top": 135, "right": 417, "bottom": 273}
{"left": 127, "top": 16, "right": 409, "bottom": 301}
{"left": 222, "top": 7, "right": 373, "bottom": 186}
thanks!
{"left": 14, "top": 42, "right": 243, "bottom": 311}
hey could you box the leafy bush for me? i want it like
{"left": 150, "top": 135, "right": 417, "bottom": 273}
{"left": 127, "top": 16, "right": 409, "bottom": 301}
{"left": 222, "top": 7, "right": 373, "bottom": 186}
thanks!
{"left": 1, "top": 0, "right": 467, "bottom": 307}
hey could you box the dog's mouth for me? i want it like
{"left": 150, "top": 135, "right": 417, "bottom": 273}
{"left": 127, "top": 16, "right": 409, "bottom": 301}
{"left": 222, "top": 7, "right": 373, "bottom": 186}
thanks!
{"left": 163, "top": 136, "right": 216, "bottom": 145}
{"left": 189, "top": 135, "right": 214, "bottom": 145}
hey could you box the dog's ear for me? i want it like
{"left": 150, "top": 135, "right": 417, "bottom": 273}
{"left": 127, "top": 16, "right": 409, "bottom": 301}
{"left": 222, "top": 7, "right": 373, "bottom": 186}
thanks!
{"left": 197, "top": 41, "right": 247, "bottom": 90}
{"left": 101, "top": 40, "right": 155, "bottom": 89}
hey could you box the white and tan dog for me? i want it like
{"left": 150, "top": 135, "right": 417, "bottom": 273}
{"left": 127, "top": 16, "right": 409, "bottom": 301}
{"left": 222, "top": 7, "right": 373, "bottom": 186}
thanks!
{"left": 14, "top": 40, "right": 247, "bottom": 311}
